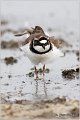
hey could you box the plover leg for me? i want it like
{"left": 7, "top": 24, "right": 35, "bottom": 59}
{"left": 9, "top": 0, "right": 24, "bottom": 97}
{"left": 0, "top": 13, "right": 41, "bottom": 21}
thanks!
{"left": 43, "top": 64, "right": 47, "bottom": 95}
{"left": 34, "top": 66, "right": 38, "bottom": 80}
{"left": 42, "top": 64, "right": 46, "bottom": 80}
{"left": 35, "top": 80, "right": 38, "bottom": 94}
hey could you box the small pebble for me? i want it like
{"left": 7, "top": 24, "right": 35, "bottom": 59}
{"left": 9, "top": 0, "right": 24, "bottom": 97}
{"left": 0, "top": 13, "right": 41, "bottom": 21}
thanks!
{"left": 8, "top": 75, "right": 12, "bottom": 78}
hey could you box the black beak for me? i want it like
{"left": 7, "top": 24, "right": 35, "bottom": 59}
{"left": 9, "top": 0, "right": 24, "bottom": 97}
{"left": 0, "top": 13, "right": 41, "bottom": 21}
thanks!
{"left": 42, "top": 45, "right": 45, "bottom": 50}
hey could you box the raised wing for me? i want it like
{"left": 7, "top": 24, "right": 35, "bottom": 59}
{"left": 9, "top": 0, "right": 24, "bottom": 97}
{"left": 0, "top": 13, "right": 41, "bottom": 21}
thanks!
{"left": 49, "top": 36, "right": 63, "bottom": 48}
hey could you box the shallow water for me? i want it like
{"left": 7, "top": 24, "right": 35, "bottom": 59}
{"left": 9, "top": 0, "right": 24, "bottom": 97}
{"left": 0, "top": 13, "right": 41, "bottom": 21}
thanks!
{"left": 0, "top": 47, "right": 79, "bottom": 102}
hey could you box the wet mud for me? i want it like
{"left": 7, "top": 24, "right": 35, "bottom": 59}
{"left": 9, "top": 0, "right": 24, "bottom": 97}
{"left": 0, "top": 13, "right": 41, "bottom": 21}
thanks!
{"left": 4, "top": 57, "right": 18, "bottom": 65}
{"left": 62, "top": 68, "right": 79, "bottom": 79}
{"left": 1, "top": 41, "right": 19, "bottom": 49}
{"left": 0, "top": 98, "right": 79, "bottom": 119}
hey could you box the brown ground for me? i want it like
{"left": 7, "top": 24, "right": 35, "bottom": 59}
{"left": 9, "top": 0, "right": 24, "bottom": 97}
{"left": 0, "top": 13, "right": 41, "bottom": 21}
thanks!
{"left": 0, "top": 98, "right": 79, "bottom": 120}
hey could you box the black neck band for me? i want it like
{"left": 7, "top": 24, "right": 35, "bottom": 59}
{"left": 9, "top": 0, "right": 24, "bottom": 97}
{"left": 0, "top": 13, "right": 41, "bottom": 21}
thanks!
{"left": 30, "top": 41, "right": 52, "bottom": 55}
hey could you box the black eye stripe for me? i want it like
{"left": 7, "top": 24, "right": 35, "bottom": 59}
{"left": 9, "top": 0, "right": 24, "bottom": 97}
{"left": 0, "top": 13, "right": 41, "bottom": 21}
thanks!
{"left": 33, "top": 40, "right": 39, "bottom": 46}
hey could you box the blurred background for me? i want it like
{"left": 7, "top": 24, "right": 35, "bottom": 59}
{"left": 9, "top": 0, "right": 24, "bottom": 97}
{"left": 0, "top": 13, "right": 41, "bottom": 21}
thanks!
{"left": 1, "top": 0, "right": 79, "bottom": 44}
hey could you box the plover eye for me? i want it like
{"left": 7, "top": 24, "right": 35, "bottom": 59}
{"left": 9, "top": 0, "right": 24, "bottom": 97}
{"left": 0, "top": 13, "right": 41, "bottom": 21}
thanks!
{"left": 34, "top": 40, "right": 39, "bottom": 46}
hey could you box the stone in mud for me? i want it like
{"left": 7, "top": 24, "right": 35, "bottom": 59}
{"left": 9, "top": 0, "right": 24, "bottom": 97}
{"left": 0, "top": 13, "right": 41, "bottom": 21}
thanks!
{"left": 1, "top": 19, "right": 8, "bottom": 25}
{"left": 76, "top": 51, "right": 79, "bottom": 57}
{"left": 62, "top": 69, "right": 75, "bottom": 79}
{"left": 40, "top": 97, "right": 66, "bottom": 105}
{"left": 76, "top": 68, "right": 79, "bottom": 72}
{"left": 70, "top": 107, "right": 79, "bottom": 117}
{"left": 1, "top": 41, "right": 19, "bottom": 49}
{"left": 45, "top": 68, "right": 50, "bottom": 73}
{"left": 4, "top": 57, "right": 17, "bottom": 65}
{"left": 38, "top": 68, "right": 50, "bottom": 74}
{"left": 14, "top": 100, "right": 30, "bottom": 104}
{"left": 26, "top": 72, "right": 34, "bottom": 77}
{"left": 30, "top": 68, "right": 50, "bottom": 74}
{"left": 62, "top": 68, "right": 79, "bottom": 79}
{"left": 38, "top": 68, "right": 43, "bottom": 74}
{"left": 53, "top": 97, "right": 66, "bottom": 104}
{"left": 8, "top": 75, "right": 12, "bottom": 78}
{"left": 22, "top": 81, "right": 25, "bottom": 83}
{"left": 0, "top": 76, "right": 3, "bottom": 79}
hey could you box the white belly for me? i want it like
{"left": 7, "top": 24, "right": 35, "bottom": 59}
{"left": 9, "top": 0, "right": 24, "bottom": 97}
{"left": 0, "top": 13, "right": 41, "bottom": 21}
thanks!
{"left": 20, "top": 43, "right": 63, "bottom": 65}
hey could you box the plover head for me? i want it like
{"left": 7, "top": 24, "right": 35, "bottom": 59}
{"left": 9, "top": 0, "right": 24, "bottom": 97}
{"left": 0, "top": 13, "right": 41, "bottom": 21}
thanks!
{"left": 30, "top": 35, "right": 52, "bottom": 54}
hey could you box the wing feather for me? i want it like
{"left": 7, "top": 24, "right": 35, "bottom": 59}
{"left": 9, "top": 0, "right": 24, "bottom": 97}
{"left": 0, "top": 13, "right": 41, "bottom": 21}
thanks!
{"left": 49, "top": 36, "right": 63, "bottom": 48}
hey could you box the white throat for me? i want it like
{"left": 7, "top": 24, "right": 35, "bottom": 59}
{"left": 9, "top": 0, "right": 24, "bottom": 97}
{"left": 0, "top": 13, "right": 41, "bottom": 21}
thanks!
{"left": 39, "top": 40, "right": 47, "bottom": 44}
{"left": 33, "top": 44, "right": 50, "bottom": 53}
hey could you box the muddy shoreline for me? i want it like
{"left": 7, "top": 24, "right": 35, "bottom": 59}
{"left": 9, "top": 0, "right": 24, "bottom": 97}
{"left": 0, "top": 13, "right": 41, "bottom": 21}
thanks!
{"left": 0, "top": 98, "right": 79, "bottom": 120}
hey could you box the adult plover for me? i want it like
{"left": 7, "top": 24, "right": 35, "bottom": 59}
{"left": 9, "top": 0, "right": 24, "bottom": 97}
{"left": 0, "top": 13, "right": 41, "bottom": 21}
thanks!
{"left": 15, "top": 26, "right": 63, "bottom": 79}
